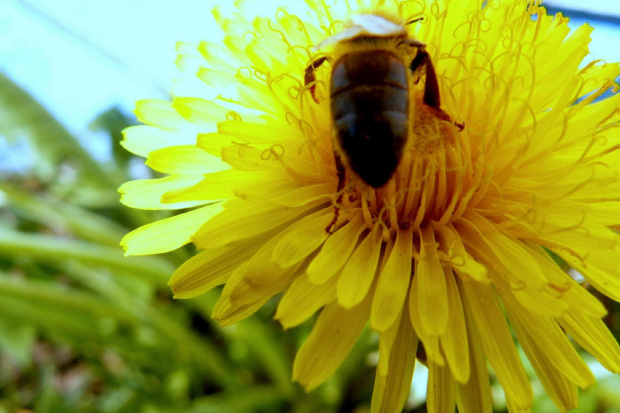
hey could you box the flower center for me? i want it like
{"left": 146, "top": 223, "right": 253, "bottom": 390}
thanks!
{"left": 333, "top": 89, "right": 480, "bottom": 235}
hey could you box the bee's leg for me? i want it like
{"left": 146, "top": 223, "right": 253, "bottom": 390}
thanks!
{"left": 405, "top": 16, "right": 424, "bottom": 25}
{"left": 326, "top": 153, "right": 346, "bottom": 234}
{"left": 410, "top": 50, "right": 465, "bottom": 131}
{"left": 409, "top": 50, "right": 441, "bottom": 108}
{"left": 304, "top": 56, "right": 329, "bottom": 104}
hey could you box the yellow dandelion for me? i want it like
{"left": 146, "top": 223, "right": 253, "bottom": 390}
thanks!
{"left": 120, "top": 0, "right": 620, "bottom": 411}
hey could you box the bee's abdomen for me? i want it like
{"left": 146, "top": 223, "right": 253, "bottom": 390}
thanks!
{"left": 330, "top": 51, "right": 409, "bottom": 188}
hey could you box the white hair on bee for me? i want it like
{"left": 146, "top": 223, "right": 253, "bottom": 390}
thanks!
{"left": 314, "top": 13, "right": 406, "bottom": 50}
{"left": 349, "top": 14, "right": 406, "bottom": 35}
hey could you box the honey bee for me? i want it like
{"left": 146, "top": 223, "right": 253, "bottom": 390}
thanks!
{"left": 305, "top": 13, "right": 462, "bottom": 192}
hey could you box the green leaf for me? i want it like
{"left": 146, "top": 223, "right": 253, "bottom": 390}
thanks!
{"left": 0, "top": 312, "right": 35, "bottom": 367}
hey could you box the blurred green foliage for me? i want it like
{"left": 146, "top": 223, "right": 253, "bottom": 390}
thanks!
{"left": 0, "top": 73, "right": 376, "bottom": 413}
{"left": 0, "top": 72, "right": 619, "bottom": 413}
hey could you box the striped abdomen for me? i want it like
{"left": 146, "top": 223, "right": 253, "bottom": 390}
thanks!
{"left": 330, "top": 50, "right": 409, "bottom": 188}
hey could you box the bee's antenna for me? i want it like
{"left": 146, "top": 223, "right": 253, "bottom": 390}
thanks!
{"left": 406, "top": 17, "right": 424, "bottom": 25}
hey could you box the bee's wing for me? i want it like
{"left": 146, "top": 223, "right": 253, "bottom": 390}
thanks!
{"left": 314, "top": 25, "right": 364, "bottom": 50}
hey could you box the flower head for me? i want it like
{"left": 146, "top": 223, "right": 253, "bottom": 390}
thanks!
{"left": 120, "top": 0, "right": 620, "bottom": 411}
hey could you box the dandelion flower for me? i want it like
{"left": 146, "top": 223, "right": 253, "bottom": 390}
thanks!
{"left": 120, "top": 0, "right": 620, "bottom": 411}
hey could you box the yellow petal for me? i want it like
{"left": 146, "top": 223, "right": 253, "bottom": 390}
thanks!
{"left": 436, "top": 225, "right": 488, "bottom": 283}
{"left": 196, "top": 132, "right": 237, "bottom": 157}
{"left": 459, "top": 279, "right": 533, "bottom": 410}
{"left": 337, "top": 224, "right": 382, "bottom": 309}
{"left": 231, "top": 179, "right": 304, "bottom": 203}
{"left": 146, "top": 145, "right": 229, "bottom": 174}
{"left": 121, "top": 204, "right": 224, "bottom": 256}
{"left": 502, "top": 293, "right": 594, "bottom": 389}
{"left": 174, "top": 41, "right": 203, "bottom": 74}
{"left": 576, "top": 201, "right": 620, "bottom": 227}
{"left": 427, "top": 358, "right": 456, "bottom": 413}
{"left": 408, "top": 279, "right": 444, "bottom": 366}
{"left": 544, "top": 212, "right": 618, "bottom": 253}
{"left": 134, "top": 99, "right": 198, "bottom": 132}
{"left": 198, "top": 69, "right": 280, "bottom": 113}
{"left": 505, "top": 202, "right": 619, "bottom": 254}
{"left": 232, "top": 182, "right": 334, "bottom": 208}
{"left": 416, "top": 226, "right": 449, "bottom": 336}
{"left": 169, "top": 234, "right": 268, "bottom": 299}
{"left": 275, "top": 274, "right": 337, "bottom": 329}
{"left": 556, "top": 247, "right": 620, "bottom": 302}
{"left": 275, "top": 8, "right": 326, "bottom": 47}
{"left": 270, "top": 183, "right": 336, "bottom": 207}
{"left": 221, "top": 144, "right": 280, "bottom": 171}
{"left": 455, "top": 295, "right": 493, "bottom": 413}
{"left": 163, "top": 169, "right": 286, "bottom": 203}
{"left": 307, "top": 214, "right": 366, "bottom": 283}
{"left": 524, "top": 22, "right": 589, "bottom": 116}
{"left": 223, "top": 228, "right": 305, "bottom": 307}
{"left": 440, "top": 266, "right": 469, "bottom": 384}
{"left": 172, "top": 97, "right": 230, "bottom": 127}
{"left": 214, "top": 244, "right": 303, "bottom": 325}
{"left": 122, "top": 125, "right": 197, "bottom": 157}
{"left": 192, "top": 198, "right": 326, "bottom": 249}
{"left": 293, "top": 297, "right": 371, "bottom": 391}
{"left": 272, "top": 208, "right": 332, "bottom": 268}
{"left": 198, "top": 41, "right": 241, "bottom": 71}
{"left": 370, "top": 310, "right": 418, "bottom": 413}
{"left": 572, "top": 67, "right": 620, "bottom": 117}
{"left": 119, "top": 175, "right": 206, "bottom": 210}
{"left": 212, "top": 284, "right": 272, "bottom": 326}
{"left": 217, "top": 120, "right": 293, "bottom": 144}
{"left": 374, "top": 310, "right": 401, "bottom": 379}
{"left": 371, "top": 226, "right": 413, "bottom": 333}
{"left": 559, "top": 310, "right": 620, "bottom": 374}
{"left": 509, "top": 313, "right": 578, "bottom": 412}
{"left": 491, "top": 268, "right": 569, "bottom": 319}
{"left": 245, "top": 34, "right": 289, "bottom": 74}
{"left": 526, "top": 243, "right": 606, "bottom": 318}
{"left": 462, "top": 213, "right": 547, "bottom": 289}
{"left": 457, "top": 217, "right": 567, "bottom": 317}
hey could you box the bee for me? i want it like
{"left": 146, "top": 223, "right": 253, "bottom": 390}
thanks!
{"left": 304, "top": 13, "right": 462, "bottom": 192}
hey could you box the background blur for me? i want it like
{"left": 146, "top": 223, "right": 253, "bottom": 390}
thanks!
{"left": 0, "top": 0, "right": 619, "bottom": 412}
